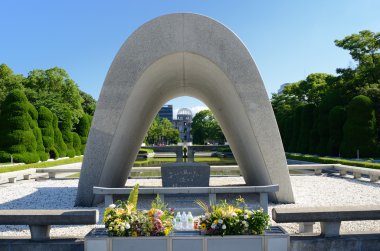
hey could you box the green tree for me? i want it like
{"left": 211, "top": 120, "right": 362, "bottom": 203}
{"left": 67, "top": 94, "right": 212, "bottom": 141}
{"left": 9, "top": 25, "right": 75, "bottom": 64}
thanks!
{"left": 24, "top": 67, "right": 84, "bottom": 124}
{"left": 335, "top": 30, "right": 380, "bottom": 85}
{"left": 0, "top": 89, "right": 39, "bottom": 163}
{"left": 144, "top": 117, "right": 180, "bottom": 145}
{"left": 0, "top": 64, "right": 24, "bottom": 108}
{"left": 59, "top": 109, "right": 75, "bottom": 157}
{"left": 53, "top": 114, "right": 67, "bottom": 157}
{"left": 191, "top": 110, "right": 225, "bottom": 145}
{"left": 80, "top": 90, "right": 96, "bottom": 116}
{"left": 340, "top": 95, "right": 377, "bottom": 157}
{"left": 28, "top": 103, "right": 48, "bottom": 161}
{"left": 38, "top": 106, "right": 58, "bottom": 159}
{"left": 327, "top": 106, "right": 346, "bottom": 156}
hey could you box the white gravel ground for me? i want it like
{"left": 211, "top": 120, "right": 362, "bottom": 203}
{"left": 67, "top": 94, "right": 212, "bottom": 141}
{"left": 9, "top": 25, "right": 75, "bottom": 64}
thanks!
{"left": 0, "top": 174, "right": 379, "bottom": 238}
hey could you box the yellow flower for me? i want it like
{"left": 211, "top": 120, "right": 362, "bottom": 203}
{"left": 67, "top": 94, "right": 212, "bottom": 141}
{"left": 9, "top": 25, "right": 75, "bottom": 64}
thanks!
{"left": 115, "top": 208, "right": 125, "bottom": 216}
{"left": 131, "top": 231, "right": 137, "bottom": 237}
{"left": 235, "top": 208, "right": 242, "bottom": 214}
{"left": 200, "top": 223, "right": 207, "bottom": 230}
{"left": 213, "top": 220, "right": 218, "bottom": 224}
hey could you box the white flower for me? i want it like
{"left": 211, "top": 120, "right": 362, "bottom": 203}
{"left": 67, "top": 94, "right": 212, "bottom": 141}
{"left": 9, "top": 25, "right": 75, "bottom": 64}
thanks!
{"left": 242, "top": 220, "right": 247, "bottom": 224}
{"left": 109, "top": 204, "right": 116, "bottom": 209}
{"left": 232, "top": 212, "right": 237, "bottom": 217}
{"left": 222, "top": 224, "right": 226, "bottom": 230}
{"left": 218, "top": 219, "right": 223, "bottom": 224}
{"left": 107, "top": 215, "right": 111, "bottom": 219}
{"left": 244, "top": 214, "right": 248, "bottom": 220}
{"left": 205, "top": 213, "right": 211, "bottom": 218}
{"left": 211, "top": 223, "right": 216, "bottom": 229}
{"left": 120, "top": 226, "right": 125, "bottom": 231}
{"left": 125, "top": 223, "right": 131, "bottom": 229}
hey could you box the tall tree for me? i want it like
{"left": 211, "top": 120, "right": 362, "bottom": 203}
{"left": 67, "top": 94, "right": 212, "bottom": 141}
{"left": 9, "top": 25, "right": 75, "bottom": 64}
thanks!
{"left": 24, "top": 67, "right": 84, "bottom": 124}
{"left": 0, "top": 64, "right": 23, "bottom": 108}
{"left": 191, "top": 110, "right": 225, "bottom": 145}
{"left": 79, "top": 90, "right": 96, "bottom": 116}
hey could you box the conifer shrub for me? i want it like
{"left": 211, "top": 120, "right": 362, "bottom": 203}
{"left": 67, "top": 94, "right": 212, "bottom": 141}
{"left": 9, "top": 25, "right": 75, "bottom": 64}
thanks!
{"left": 289, "top": 105, "right": 303, "bottom": 152}
{"left": 72, "top": 132, "right": 82, "bottom": 156}
{"left": 282, "top": 115, "right": 293, "bottom": 151}
{"left": 308, "top": 110, "right": 320, "bottom": 154}
{"left": 297, "top": 104, "right": 316, "bottom": 153}
{"left": 53, "top": 114, "right": 67, "bottom": 157}
{"left": 28, "top": 104, "right": 48, "bottom": 161}
{"left": 59, "top": 109, "right": 75, "bottom": 158}
{"left": 340, "top": 95, "right": 377, "bottom": 158}
{"left": 316, "top": 91, "right": 345, "bottom": 156}
{"left": 38, "top": 106, "right": 58, "bottom": 159}
{"left": 327, "top": 106, "right": 346, "bottom": 156}
{"left": 0, "top": 89, "right": 39, "bottom": 163}
{"left": 76, "top": 114, "right": 91, "bottom": 154}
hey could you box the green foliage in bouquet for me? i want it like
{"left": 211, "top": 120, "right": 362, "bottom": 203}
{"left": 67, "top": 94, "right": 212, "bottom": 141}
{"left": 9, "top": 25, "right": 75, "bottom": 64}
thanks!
{"left": 195, "top": 197, "right": 270, "bottom": 236}
{"left": 103, "top": 184, "right": 174, "bottom": 237}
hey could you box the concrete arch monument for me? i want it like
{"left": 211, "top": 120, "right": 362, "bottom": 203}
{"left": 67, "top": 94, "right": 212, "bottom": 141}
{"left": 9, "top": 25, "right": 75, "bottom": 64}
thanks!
{"left": 75, "top": 13, "right": 295, "bottom": 206}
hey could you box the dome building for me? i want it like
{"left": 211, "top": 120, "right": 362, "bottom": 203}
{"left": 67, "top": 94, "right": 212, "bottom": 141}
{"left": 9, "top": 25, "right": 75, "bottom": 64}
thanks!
{"left": 173, "top": 108, "right": 193, "bottom": 142}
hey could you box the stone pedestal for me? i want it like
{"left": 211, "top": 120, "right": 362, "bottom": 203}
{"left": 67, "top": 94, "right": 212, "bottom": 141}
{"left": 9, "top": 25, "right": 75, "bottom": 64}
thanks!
{"left": 161, "top": 163, "right": 210, "bottom": 187}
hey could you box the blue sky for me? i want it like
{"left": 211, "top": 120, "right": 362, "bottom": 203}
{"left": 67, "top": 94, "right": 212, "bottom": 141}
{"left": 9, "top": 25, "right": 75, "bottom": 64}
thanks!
{"left": 1, "top": 1, "right": 380, "bottom": 115}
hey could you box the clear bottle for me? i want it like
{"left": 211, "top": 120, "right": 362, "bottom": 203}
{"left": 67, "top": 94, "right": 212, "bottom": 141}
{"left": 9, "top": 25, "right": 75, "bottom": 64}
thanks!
{"left": 181, "top": 212, "right": 188, "bottom": 230}
{"left": 175, "top": 212, "right": 181, "bottom": 230}
{"left": 187, "top": 212, "right": 193, "bottom": 230}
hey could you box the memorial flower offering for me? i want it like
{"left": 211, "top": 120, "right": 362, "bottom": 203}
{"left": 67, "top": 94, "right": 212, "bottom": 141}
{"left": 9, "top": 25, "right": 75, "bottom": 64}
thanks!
{"left": 195, "top": 197, "right": 270, "bottom": 236}
{"left": 103, "top": 184, "right": 174, "bottom": 237}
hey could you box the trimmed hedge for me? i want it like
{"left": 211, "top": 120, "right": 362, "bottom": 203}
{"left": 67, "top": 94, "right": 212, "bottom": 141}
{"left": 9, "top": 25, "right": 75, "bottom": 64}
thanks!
{"left": 327, "top": 106, "right": 346, "bottom": 156}
{"left": 38, "top": 106, "right": 58, "bottom": 159}
{"left": 316, "top": 91, "right": 345, "bottom": 155}
{"left": 76, "top": 114, "right": 91, "bottom": 154}
{"left": 28, "top": 104, "right": 48, "bottom": 161}
{"left": 286, "top": 153, "right": 380, "bottom": 170}
{"left": 340, "top": 95, "right": 377, "bottom": 158}
{"left": 53, "top": 114, "right": 67, "bottom": 157}
{"left": 297, "top": 104, "right": 316, "bottom": 153}
{"left": 289, "top": 106, "right": 303, "bottom": 152}
{"left": 72, "top": 132, "right": 82, "bottom": 156}
{"left": 59, "top": 109, "right": 75, "bottom": 158}
{"left": 139, "top": 148, "right": 154, "bottom": 154}
{"left": 0, "top": 89, "right": 39, "bottom": 163}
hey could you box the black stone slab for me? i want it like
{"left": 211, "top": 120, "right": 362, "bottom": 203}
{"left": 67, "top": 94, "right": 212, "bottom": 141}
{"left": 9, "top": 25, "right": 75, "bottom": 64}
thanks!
{"left": 161, "top": 163, "right": 210, "bottom": 187}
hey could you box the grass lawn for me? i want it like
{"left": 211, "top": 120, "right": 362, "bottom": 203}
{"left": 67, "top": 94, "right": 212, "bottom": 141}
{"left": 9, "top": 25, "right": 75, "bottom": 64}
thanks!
{"left": 0, "top": 156, "right": 83, "bottom": 174}
{"left": 0, "top": 156, "right": 236, "bottom": 174}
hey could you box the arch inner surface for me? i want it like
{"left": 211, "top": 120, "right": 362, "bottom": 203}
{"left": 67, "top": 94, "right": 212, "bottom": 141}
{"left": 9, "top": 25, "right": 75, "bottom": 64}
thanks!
{"left": 75, "top": 13, "right": 295, "bottom": 206}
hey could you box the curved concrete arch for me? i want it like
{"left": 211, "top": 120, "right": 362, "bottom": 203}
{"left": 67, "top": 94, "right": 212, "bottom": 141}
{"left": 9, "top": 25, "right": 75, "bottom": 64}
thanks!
{"left": 75, "top": 13, "right": 295, "bottom": 206}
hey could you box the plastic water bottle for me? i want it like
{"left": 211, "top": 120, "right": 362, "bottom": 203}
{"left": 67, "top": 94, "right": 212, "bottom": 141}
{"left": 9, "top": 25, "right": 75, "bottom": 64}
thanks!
{"left": 181, "top": 212, "right": 187, "bottom": 230}
{"left": 187, "top": 212, "right": 193, "bottom": 230}
{"left": 175, "top": 212, "right": 181, "bottom": 230}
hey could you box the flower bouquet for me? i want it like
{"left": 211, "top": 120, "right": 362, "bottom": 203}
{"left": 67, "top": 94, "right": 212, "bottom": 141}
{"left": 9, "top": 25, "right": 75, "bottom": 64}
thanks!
{"left": 195, "top": 197, "right": 270, "bottom": 236}
{"left": 103, "top": 184, "right": 174, "bottom": 237}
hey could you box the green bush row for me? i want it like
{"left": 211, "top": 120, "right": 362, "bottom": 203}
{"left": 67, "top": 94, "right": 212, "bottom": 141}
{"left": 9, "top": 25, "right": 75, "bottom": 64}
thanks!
{"left": 286, "top": 153, "right": 380, "bottom": 170}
